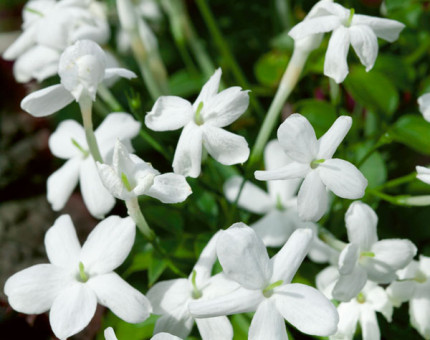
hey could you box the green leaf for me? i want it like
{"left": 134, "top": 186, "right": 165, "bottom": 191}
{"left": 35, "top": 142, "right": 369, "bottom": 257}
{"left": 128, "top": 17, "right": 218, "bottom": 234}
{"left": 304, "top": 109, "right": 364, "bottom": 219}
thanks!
{"left": 144, "top": 205, "right": 184, "bottom": 234}
{"left": 294, "top": 99, "right": 337, "bottom": 138}
{"left": 168, "top": 69, "right": 205, "bottom": 97}
{"left": 359, "top": 151, "right": 387, "bottom": 188}
{"left": 390, "top": 114, "right": 430, "bottom": 155}
{"left": 373, "top": 55, "right": 414, "bottom": 90}
{"left": 123, "top": 252, "right": 151, "bottom": 277}
{"left": 148, "top": 254, "right": 168, "bottom": 286}
{"left": 97, "top": 313, "right": 158, "bottom": 340}
{"left": 344, "top": 67, "right": 399, "bottom": 116}
{"left": 254, "top": 50, "right": 289, "bottom": 87}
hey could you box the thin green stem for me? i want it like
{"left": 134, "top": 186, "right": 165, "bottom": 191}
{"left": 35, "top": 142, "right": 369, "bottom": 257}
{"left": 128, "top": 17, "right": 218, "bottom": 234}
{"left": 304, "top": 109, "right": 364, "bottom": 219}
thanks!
{"left": 374, "top": 172, "right": 417, "bottom": 190}
{"left": 98, "top": 84, "right": 124, "bottom": 112}
{"left": 357, "top": 132, "right": 392, "bottom": 167}
{"left": 126, "top": 197, "right": 155, "bottom": 241}
{"left": 79, "top": 97, "right": 103, "bottom": 163}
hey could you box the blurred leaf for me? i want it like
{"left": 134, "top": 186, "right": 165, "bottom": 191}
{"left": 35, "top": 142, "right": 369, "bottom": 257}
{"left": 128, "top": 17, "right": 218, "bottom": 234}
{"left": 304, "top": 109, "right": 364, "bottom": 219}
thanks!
{"left": 196, "top": 191, "right": 219, "bottom": 217}
{"left": 254, "top": 50, "right": 289, "bottom": 87}
{"left": 231, "top": 314, "right": 251, "bottom": 340}
{"left": 168, "top": 69, "right": 205, "bottom": 97}
{"left": 385, "top": 0, "right": 413, "bottom": 11}
{"left": 148, "top": 254, "right": 168, "bottom": 286}
{"left": 359, "top": 151, "right": 387, "bottom": 188}
{"left": 374, "top": 55, "right": 414, "bottom": 90}
{"left": 97, "top": 313, "right": 158, "bottom": 340}
{"left": 124, "top": 252, "right": 151, "bottom": 277}
{"left": 344, "top": 67, "right": 399, "bottom": 116}
{"left": 145, "top": 205, "right": 184, "bottom": 234}
{"left": 390, "top": 114, "right": 430, "bottom": 155}
{"left": 294, "top": 99, "right": 337, "bottom": 137}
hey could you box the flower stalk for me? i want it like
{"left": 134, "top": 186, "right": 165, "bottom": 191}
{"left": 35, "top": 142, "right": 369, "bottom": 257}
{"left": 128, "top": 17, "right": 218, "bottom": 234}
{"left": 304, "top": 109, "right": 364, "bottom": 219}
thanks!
{"left": 79, "top": 97, "right": 103, "bottom": 163}
{"left": 125, "top": 197, "right": 155, "bottom": 242}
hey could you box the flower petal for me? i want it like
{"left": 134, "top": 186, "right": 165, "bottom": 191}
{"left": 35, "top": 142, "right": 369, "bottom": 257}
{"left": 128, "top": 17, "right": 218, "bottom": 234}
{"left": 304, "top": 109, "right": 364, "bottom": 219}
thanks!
{"left": 146, "top": 173, "right": 192, "bottom": 203}
{"left": 3, "top": 25, "right": 36, "bottom": 60}
{"left": 297, "top": 170, "right": 329, "bottom": 221}
{"left": 365, "top": 284, "right": 393, "bottom": 321}
{"left": 317, "top": 116, "right": 352, "bottom": 159}
{"left": 195, "top": 316, "right": 233, "bottom": 340}
{"left": 338, "top": 243, "right": 360, "bottom": 275}
{"left": 193, "top": 231, "right": 221, "bottom": 287}
{"left": 104, "top": 67, "right": 137, "bottom": 81}
{"left": 88, "top": 272, "right": 151, "bottom": 323}
{"left": 324, "top": 25, "right": 350, "bottom": 84}
{"left": 270, "top": 228, "right": 313, "bottom": 283}
{"left": 202, "top": 86, "right": 249, "bottom": 128}
{"left": 80, "top": 216, "right": 135, "bottom": 275}
{"left": 21, "top": 84, "right": 74, "bottom": 117}
{"left": 217, "top": 223, "right": 272, "bottom": 289}
{"left": 410, "top": 283, "right": 430, "bottom": 339}
{"left": 147, "top": 279, "right": 190, "bottom": 314}
{"left": 418, "top": 93, "right": 430, "bottom": 123}
{"left": 274, "top": 283, "right": 339, "bottom": 336}
{"left": 345, "top": 201, "right": 378, "bottom": 250}
{"left": 104, "top": 327, "right": 118, "bottom": 340}
{"left": 315, "top": 266, "right": 339, "bottom": 299}
{"left": 50, "top": 282, "right": 97, "bottom": 340}
{"left": 45, "top": 215, "right": 81, "bottom": 270}
{"left": 4, "top": 264, "right": 73, "bottom": 314}
{"left": 223, "top": 176, "right": 273, "bottom": 214}
{"left": 172, "top": 122, "right": 203, "bottom": 178}
{"left": 152, "top": 333, "right": 182, "bottom": 340}
{"left": 254, "top": 162, "right": 309, "bottom": 182}
{"left": 333, "top": 265, "right": 368, "bottom": 302}
{"left": 352, "top": 15, "right": 405, "bottom": 42}
{"left": 79, "top": 157, "right": 116, "bottom": 219}
{"left": 335, "top": 301, "right": 360, "bottom": 339}
{"left": 416, "top": 166, "right": 430, "bottom": 185}
{"left": 202, "top": 125, "right": 249, "bottom": 165}
{"left": 249, "top": 299, "right": 287, "bottom": 340}
{"left": 193, "top": 68, "right": 222, "bottom": 109}
{"left": 288, "top": 15, "right": 341, "bottom": 41}
{"left": 277, "top": 113, "right": 318, "bottom": 163}
{"left": 318, "top": 158, "right": 367, "bottom": 199}
{"left": 49, "top": 119, "right": 87, "bottom": 159}
{"left": 386, "top": 281, "right": 415, "bottom": 307}
{"left": 47, "top": 158, "right": 81, "bottom": 211}
{"left": 349, "top": 25, "right": 378, "bottom": 72}
{"left": 145, "top": 96, "right": 193, "bottom": 131}
{"left": 359, "top": 305, "right": 380, "bottom": 340}
{"left": 154, "top": 308, "right": 194, "bottom": 339}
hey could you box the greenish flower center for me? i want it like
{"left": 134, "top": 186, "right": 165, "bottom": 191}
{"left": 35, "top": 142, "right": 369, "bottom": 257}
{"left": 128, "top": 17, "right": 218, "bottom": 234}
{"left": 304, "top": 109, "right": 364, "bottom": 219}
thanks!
{"left": 79, "top": 262, "right": 89, "bottom": 282}
{"left": 71, "top": 138, "right": 89, "bottom": 157}
{"left": 414, "top": 271, "right": 427, "bottom": 283}
{"left": 121, "top": 172, "right": 133, "bottom": 191}
{"left": 360, "top": 251, "right": 375, "bottom": 258}
{"left": 275, "top": 194, "right": 285, "bottom": 211}
{"left": 263, "top": 280, "right": 283, "bottom": 298}
{"left": 194, "top": 101, "right": 204, "bottom": 125}
{"left": 25, "top": 7, "right": 44, "bottom": 16}
{"left": 191, "top": 270, "right": 203, "bottom": 299}
{"left": 310, "top": 159, "right": 325, "bottom": 169}
{"left": 356, "top": 292, "right": 365, "bottom": 304}
{"left": 346, "top": 8, "right": 355, "bottom": 27}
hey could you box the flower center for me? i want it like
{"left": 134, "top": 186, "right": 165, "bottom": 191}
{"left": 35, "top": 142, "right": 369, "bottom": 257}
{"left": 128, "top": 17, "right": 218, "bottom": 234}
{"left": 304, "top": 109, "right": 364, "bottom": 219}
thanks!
{"left": 346, "top": 8, "right": 355, "bottom": 27}
{"left": 194, "top": 101, "right": 204, "bottom": 125}
{"left": 414, "top": 271, "right": 427, "bottom": 283}
{"left": 263, "top": 280, "right": 283, "bottom": 298}
{"left": 191, "top": 270, "right": 203, "bottom": 299}
{"left": 360, "top": 251, "right": 375, "bottom": 259}
{"left": 25, "top": 7, "right": 44, "bottom": 16}
{"left": 275, "top": 194, "right": 285, "bottom": 211}
{"left": 356, "top": 292, "right": 365, "bottom": 304}
{"left": 78, "top": 262, "right": 89, "bottom": 283}
{"left": 121, "top": 172, "right": 133, "bottom": 191}
{"left": 310, "top": 159, "right": 325, "bottom": 169}
{"left": 71, "top": 138, "right": 89, "bottom": 158}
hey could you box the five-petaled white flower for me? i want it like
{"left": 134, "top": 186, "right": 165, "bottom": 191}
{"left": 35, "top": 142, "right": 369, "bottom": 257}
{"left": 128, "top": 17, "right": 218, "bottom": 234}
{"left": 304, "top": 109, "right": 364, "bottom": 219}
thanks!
{"left": 97, "top": 140, "right": 192, "bottom": 203}
{"left": 20, "top": 40, "right": 136, "bottom": 117}
{"left": 105, "top": 327, "right": 182, "bottom": 340}
{"left": 225, "top": 140, "right": 337, "bottom": 263}
{"left": 189, "top": 224, "right": 339, "bottom": 339}
{"left": 332, "top": 201, "right": 417, "bottom": 302}
{"left": 255, "top": 113, "right": 367, "bottom": 222}
{"left": 145, "top": 68, "right": 250, "bottom": 178}
{"left": 288, "top": 0, "right": 405, "bottom": 83}
{"left": 47, "top": 113, "right": 141, "bottom": 218}
{"left": 387, "top": 256, "right": 430, "bottom": 339}
{"left": 4, "top": 214, "right": 151, "bottom": 340}
{"left": 147, "top": 231, "right": 238, "bottom": 340}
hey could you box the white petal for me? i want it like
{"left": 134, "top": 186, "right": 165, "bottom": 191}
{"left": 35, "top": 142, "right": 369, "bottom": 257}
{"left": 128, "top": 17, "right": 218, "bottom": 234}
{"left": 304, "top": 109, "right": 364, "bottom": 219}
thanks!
{"left": 333, "top": 265, "right": 368, "bottom": 302}
{"left": 270, "top": 228, "right": 313, "bottom": 283}
{"left": 274, "top": 283, "right": 339, "bottom": 336}
{"left": 97, "top": 162, "right": 129, "bottom": 200}
{"left": 154, "top": 308, "right": 194, "bottom": 339}
{"left": 3, "top": 26, "right": 36, "bottom": 60}
{"left": 79, "top": 157, "right": 116, "bottom": 219}
{"left": 152, "top": 333, "right": 182, "bottom": 340}
{"left": 289, "top": 15, "right": 341, "bottom": 40}
{"left": 419, "top": 255, "right": 430, "bottom": 276}
{"left": 386, "top": 281, "right": 415, "bottom": 307}
{"left": 318, "top": 158, "right": 367, "bottom": 199}
{"left": 21, "top": 84, "right": 74, "bottom": 117}
{"left": 345, "top": 201, "right": 378, "bottom": 250}
{"left": 315, "top": 266, "right": 339, "bottom": 299}
{"left": 146, "top": 173, "right": 192, "bottom": 203}
{"left": 317, "top": 116, "right": 352, "bottom": 159}
{"left": 49, "top": 119, "right": 87, "bottom": 159}
{"left": 88, "top": 272, "right": 151, "bottom": 323}
{"left": 145, "top": 96, "right": 193, "bottom": 131}
{"left": 335, "top": 301, "right": 360, "bottom": 339}
{"left": 255, "top": 162, "right": 309, "bottom": 182}
{"left": 297, "top": 170, "right": 329, "bottom": 222}
{"left": 50, "top": 282, "right": 97, "bottom": 340}
{"left": 4, "top": 264, "right": 73, "bottom": 314}
{"left": 349, "top": 25, "right": 378, "bottom": 72}
{"left": 217, "top": 223, "right": 272, "bottom": 289}
{"left": 172, "top": 122, "right": 203, "bottom": 178}
{"left": 202, "top": 87, "right": 249, "bottom": 128}
{"left": 195, "top": 316, "right": 233, "bottom": 340}
{"left": 202, "top": 273, "right": 241, "bottom": 300}
{"left": 147, "top": 278, "right": 190, "bottom": 314}
{"left": 193, "top": 232, "right": 221, "bottom": 287}
{"left": 47, "top": 158, "right": 81, "bottom": 211}
{"left": 104, "top": 67, "right": 137, "bottom": 81}
{"left": 223, "top": 176, "right": 273, "bottom": 214}
{"left": 365, "top": 284, "right": 393, "bottom": 321}
{"left": 251, "top": 210, "right": 296, "bottom": 247}
{"left": 338, "top": 243, "right": 359, "bottom": 275}
{"left": 410, "top": 283, "right": 430, "bottom": 339}
{"left": 45, "top": 215, "right": 81, "bottom": 270}
{"left": 418, "top": 93, "right": 430, "bottom": 123}
{"left": 277, "top": 113, "right": 318, "bottom": 163}
{"left": 189, "top": 287, "right": 263, "bottom": 318}
{"left": 324, "top": 26, "right": 351, "bottom": 84}
{"left": 249, "top": 299, "right": 287, "bottom": 340}
{"left": 194, "top": 68, "right": 222, "bottom": 109}
{"left": 202, "top": 125, "right": 249, "bottom": 165}
{"left": 359, "top": 305, "right": 380, "bottom": 340}
{"left": 80, "top": 216, "right": 135, "bottom": 275}
{"left": 352, "top": 15, "right": 405, "bottom": 42}
{"left": 104, "top": 327, "right": 118, "bottom": 340}
{"left": 416, "top": 166, "right": 430, "bottom": 185}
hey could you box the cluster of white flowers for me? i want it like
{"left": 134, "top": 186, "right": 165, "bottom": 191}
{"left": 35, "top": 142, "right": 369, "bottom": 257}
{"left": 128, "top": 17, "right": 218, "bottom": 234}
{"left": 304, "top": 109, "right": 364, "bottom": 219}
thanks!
{"left": 3, "top": 0, "right": 429, "bottom": 339}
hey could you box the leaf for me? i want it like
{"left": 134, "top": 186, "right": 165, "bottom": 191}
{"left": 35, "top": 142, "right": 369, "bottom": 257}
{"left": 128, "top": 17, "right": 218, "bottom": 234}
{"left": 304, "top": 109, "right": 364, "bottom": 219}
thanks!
{"left": 294, "top": 99, "right": 337, "bottom": 138}
{"left": 373, "top": 55, "right": 414, "bottom": 90}
{"left": 168, "top": 69, "right": 205, "bottom": 97}
{"left": 148, "top": 254, "right": 168, "bottom": 286}
{"left": 123, "top": 252, "right": 151, "bottom": 277}
{"left": 344, "top": 67, "right": 399, "bottom": 116}
{"left": 254, "top": 50, "right": 289, "bottom": 87}
{"left": 359, "top": 151, "right": 387, "bottom": 188}
{"left": 390, "top": 114, "right": 430, "bottom": 155}
{"left": 144, "top": 205, "right": 184, "bottom": 234}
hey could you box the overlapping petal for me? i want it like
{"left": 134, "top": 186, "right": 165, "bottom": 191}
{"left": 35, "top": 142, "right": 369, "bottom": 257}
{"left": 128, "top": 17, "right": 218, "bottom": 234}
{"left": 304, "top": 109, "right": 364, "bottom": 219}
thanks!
{"left": 145, "top": 96, "right": 193, "bottom": 131}
{"left": 324, "top": 26, "right": 350, "bottom": 83}
{"left": 249, "top": 299, "right": 287, "bottom": 340}
{"left": 297, "top": 170, "right": 329, "bottom": 221}
{"left": 195, "top": 316, "right": 233, "bottom": 340}
{"left": 345, "top": 201, "right": 378, "bottom": 250}
{"left": 173, "top": 122, "right": 203, "bottom": 178}
{"left": 317, "top": 116, "right": 352, "bottom": 160}
{"left": 349, "top": 25, "right": 378, "bottom": 72}
{"left": 146, "top": 173, "right": 191, "bottom": 203}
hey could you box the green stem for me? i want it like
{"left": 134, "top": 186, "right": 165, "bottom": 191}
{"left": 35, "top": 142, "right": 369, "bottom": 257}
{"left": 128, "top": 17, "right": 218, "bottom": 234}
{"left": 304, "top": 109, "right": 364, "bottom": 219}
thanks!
{"left": 249, "top": 47, "right": 310, "bottom": 165}
{"left": 357, "top": 132, "right": 392, "bottom": 167}
{"left": 318, "top": 228, "right": 346, "bottom": 252}
{"left": 79, "top": 97, "right": 103, "bottom": 163}
{"left": 98, "top": 84, "right": 124, "bottom": 112}
{"left": 126, "top": 197, "right": 155, "bottom": 241}
{"left": 374, "top": 172, "right": 417, "bottom": 190}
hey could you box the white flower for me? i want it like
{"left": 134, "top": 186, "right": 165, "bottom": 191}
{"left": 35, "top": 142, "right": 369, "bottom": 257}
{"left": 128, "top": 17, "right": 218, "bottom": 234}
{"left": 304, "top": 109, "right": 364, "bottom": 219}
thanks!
{"left": 189, "top": 224, "right": 339, "bottom": 339}
{"left": 387, "top": 256, "right": 430, "bottom": 339}
{"left": 97, "top": 140, "right": 192, "bottom": 203}
{"left": 255, "top": 113, "right": 367, "bottom": 222}
{"left": 4, "top": 214, "right": 151, "bottom": 340}
{"left": 225, "top": 140, "right": 337, "bottom": 263}
{"left": 418, "top": 93, "right": 430, "bottom": 122}
{"left": 416, "top": 166, "right": 430, "bottom": 185}
{"left": 3, "top": 0, "right": 110, "bottom": 83}
{"left": 147, "top": 231, "right": 238, "bottom": 340}
{"left": 289, "top": 1, "right": 405, "bottom": 83}
{"left": 332, "top": 201, "right": 417, "bottom": 302}
{"left": 145, "top": 68, "right": 250, "bottom": 178}
{"left": 47, "top": 113, "right": 141, "bottom": 218}
{"left": 20, "top": 40, "right": 136, "bottom": 117}
{"left": 105, "top": 327, "right": 181, "bottom": 340}
{"left": 317, "top": 267, "right": 393, "bottom": 340}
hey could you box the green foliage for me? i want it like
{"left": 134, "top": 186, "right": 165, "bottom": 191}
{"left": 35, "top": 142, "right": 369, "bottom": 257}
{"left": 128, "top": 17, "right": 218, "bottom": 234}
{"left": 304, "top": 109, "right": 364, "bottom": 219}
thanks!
{"left": 390, "top": 115, "right": 430, "bottom": 155}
